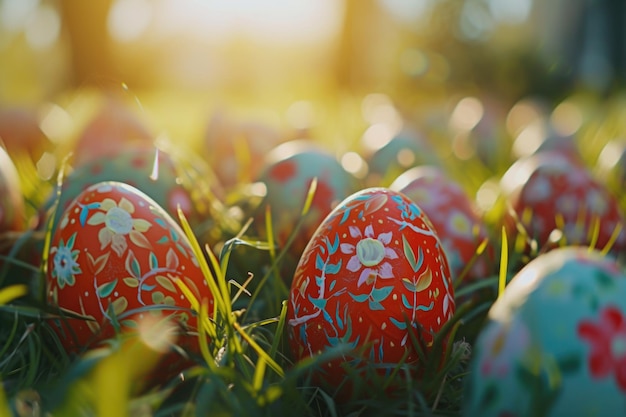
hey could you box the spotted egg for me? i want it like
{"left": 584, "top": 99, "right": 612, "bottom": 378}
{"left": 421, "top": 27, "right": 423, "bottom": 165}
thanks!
{"left": 254, "top": 139, "right": 358, "bottom": 271}
{"left": 390, "top": 166, "right": 495, "bottom": 284}
{"left": 46, "top": 181, "right": 213, "bottom": 384}
{"left": 500, "top": 151, "right": 626, "bottom": 257}
{"left": 463, "top": 247, "right": 626, "bottom": 417}
{"left": 286, "top": 187, "right": 455, "bottom": 398}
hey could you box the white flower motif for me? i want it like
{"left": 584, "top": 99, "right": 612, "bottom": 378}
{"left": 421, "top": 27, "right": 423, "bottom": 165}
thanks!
{"left": 340, "top": 224, "right": 398, "bottom": 287}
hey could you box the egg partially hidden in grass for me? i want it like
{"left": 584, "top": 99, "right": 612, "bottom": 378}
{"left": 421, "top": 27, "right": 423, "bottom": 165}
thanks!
{"left": 286, "top": 187, "right": 455, "bottom": 398}
{"left": 463, "top": 247, "right": 626, "bottom": 417}
{"left": 46, "top": 181, "right": 213, "bottom": 385}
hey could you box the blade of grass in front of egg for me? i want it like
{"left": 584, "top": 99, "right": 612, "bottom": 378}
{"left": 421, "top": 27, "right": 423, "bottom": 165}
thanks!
{"left": 498, "top": 226, "right": 508, "bottom": 297}
{"left": 601, "top": 222, "right": 623, "bottom": 255}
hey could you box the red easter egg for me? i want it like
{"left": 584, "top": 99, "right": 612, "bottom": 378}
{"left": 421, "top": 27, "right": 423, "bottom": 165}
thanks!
{"left": 500, "top": 151, "right": 626, "bottom": 256}
{"left": 72, "top": 97, "right": 154, "bottom": 167}
{"left": 390, "top": 166, "right": 495, "bottom": 284}
{"left": 46, "top": 181, "right": 213, "bottom": 384}
{"left": 286, "top": 188, "right": 455, "bottom": 397}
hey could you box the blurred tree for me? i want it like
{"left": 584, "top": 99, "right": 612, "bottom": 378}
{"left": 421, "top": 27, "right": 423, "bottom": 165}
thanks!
{"left": 59, "top": 0, "right": 118, "bottom": 87}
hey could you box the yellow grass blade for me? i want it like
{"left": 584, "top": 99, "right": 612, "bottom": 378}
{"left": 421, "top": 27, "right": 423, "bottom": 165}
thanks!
{"left": 0, "top": 284, "right": 27, "bottom": 305}
{"left": 498, "top": 227, "right": 508, "bottom": 298}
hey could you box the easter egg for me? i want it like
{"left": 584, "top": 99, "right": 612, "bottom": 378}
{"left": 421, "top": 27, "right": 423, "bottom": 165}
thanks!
{"left": 286, "top": 188, "right": 455, "bottom": 397}
{"left": 500, "top": 151, "right": 626, "bottom": 256}
{"left": 46, "top": 181, "right": 212, "bottom": 382}
{"left": 362, "top": 126, "right": 440, "bottom": 186}
{"left": 45, "top": 146, "right": 210, "bottom": 237}
{"left": 0, "top": 146, "right": 25, "bottom": 232}
{"left": 390, "top": 166, "right": 494, "bottom": 284}
{"left": 254, "top": 139, "right": 358, "bottom": 269}
{"left": 71, "top": 97, "right": 154, "bottom": 167}
{"left": 204, "top": 109, "right": 284, "bottom": 188}
{"left": 463, "top": 247, "right": 626, "bottom": 417}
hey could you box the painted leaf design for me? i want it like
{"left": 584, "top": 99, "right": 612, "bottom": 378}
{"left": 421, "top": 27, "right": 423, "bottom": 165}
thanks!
{"left": 315, "top": 253, "right": 325, "bottom": 271}
{"left": 129, "top": 230, "right": 151, "bottom": 250}
{"left": 363, "top": 193, "right": 387, "bottom": 217}
{"left": 325, "top": 260, "right": 342, "bottom": 275}
{"left": 125, "top": 250, "right": 141, "bottom": 278}
{"left": 402, "top": 278, "right": 417, "bottom": 292}
{"left": 112, "top": 296, "right": 128, "bottom": 316}
{"left": 371, "top": 286, "right": 394, "bottom": 303}
{"left": 349, "top": 292, "right": 369, "bottom": 302}
{"left": 166, "top": 247, "right": 179, "bottom": 270}
{"left": 156, "top": 275, "right": 177, "bottom": 293}
{"left": 328, "top": 233, "right": 340, "bottom": 255}
{"left": 149, "top": 252, "right": 158, "bottom": 271}
{"left": 123, "top": 277, "right": 139, "bottom": 288}
{"left": 309, "top": 296, "right": 327, "bottom": 311}
{"left": 414, "top": 269, "right": 433, "bottom": 292}
{"left": 97, "top": 278, "right": 118, "bottom": 298}
{"left": 403, "top": 235, "right": 423, "bottom": 273}
{"left": 141, "top": 283, "right": 157, "bottom": 291}
{"left": 368, "top": 300, "right": 384, "bottom": 310}
{"left": 402, "top": 293, "right": 413, "bottom": 309}
{"left": 86, "top": 252, "right": 109, "bottom": 275}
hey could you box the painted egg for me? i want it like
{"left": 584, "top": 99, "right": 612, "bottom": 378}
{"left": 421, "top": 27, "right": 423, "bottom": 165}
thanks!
{"left": 254, "top": 139, "right": 358, "bottom": 269}
{"left": 44, "top": 146, "right": 209, "bottom": 237}
{"left": 286, "top": 188, "right": 455, "bottom": 397}
{"left": 463, "top": 247, "right": 626, "bottom": 417}
{"left": 500, "top": 151, "right": 626, "bottom": 257}
{"left": 204, "top": 109, "right": 284, "bottom": 188}
{"left": 389, "top": 166, "right": 495, "bottom": 284}
{"left": 71, "top": 97, "right": 154, "bottom": 167}
{"left": 46, "top": 181, "right": 212, "bottom": 382}
{"left": 0, "top": 106, "right": 50, "bottom": 161}
{"left": 0, "top": 146, "right": 25, "bottom": 232}
{"left": 362, "top": 126, "right": 440, "bottom": 186}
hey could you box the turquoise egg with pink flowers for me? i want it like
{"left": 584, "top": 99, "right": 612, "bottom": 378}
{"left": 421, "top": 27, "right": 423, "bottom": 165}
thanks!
{"left": 463, "top": 247, "right": 626, "bottom": 417}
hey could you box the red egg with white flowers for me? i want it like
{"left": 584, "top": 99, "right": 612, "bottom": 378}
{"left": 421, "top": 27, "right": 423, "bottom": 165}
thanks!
{"left": 286, "top": 188, "right": 455, "bottom": 396}
{"left": 390, "top": 166, "right": 495, "bottom": 284}
{"left": 46, "top": 181, "right": 213, "bottom": 384}
{"left": 500, "top": 151, "right": 626, "bottom": 256}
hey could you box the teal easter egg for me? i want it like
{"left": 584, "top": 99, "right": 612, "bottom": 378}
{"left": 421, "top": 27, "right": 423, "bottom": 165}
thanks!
{"left": 254, "top": 139, "right": 358, "bottom": 266}
{"left": 463, "top": 247, "right": 626, "bottom": 417}
{"left": 363, "top": 126, "right": 440, "bottom": 186}
{"left": 45, "top": 146, "right": 210, "bottom": 236}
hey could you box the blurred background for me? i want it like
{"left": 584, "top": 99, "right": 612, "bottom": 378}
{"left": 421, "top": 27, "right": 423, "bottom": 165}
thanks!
{"left": 2, "top": 0, "right": 624, "bottom": 103}
{"left": 0, "top": 0, "right": 624, "bottom": 170}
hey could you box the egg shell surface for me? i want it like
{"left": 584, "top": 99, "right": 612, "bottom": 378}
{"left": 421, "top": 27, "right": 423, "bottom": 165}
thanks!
{"left": 286, "top": 187, "right": 455, "bottom": 391}
{"left": 500, "top": 151, "right": 626, "bottom": 255}
{"left": 46, "top": 181, "right": 212, "bottom": 380}
{"left": 390, "top": 166, "right": 494, "bottom": 284}
{"left": 255, "top": 139, "right": 358, "bottom": 262}
{"left": 463, "top": 247, "right": 626, "bottom": 417}
{"left": 46, "top": 146, "right": 208, "bottom": 237}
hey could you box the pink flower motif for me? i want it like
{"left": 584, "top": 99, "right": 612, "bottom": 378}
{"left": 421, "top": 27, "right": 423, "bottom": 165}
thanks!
{"left": 340, "top": 224, "right": 398, "bottom": 287}
{"left": 578, "top": 306, "right": 626, "bottom": 392}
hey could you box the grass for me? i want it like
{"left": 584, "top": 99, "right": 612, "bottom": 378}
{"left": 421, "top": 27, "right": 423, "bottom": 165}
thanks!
{"left": 2, "top": 88, "right": 626, "bottom": 416}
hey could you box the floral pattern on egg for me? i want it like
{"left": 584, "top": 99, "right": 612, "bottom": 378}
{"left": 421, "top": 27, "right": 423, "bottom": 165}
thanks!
{"left": 47, "top": 181, "right": 211, "bottom": 368}
{"left": 287, "top": 188, "right": 455, "bottom": 392}
{"left": 500, "top": 151, "right": 626, "bottom": 256}
{"left": 463, "top": 247, "right": 626, "bottom": 417}
{"left": 390, "top": 166, "right": 494, "bottom": 284}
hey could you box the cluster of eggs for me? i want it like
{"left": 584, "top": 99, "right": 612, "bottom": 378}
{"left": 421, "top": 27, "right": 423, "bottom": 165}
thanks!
{"left": 3, "top": 90, "right": 626, "bottom": 408}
